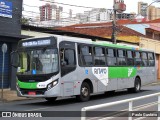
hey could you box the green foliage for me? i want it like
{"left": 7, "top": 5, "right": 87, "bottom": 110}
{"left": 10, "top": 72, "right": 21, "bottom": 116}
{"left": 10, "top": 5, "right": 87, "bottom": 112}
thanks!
{"left": 21, "top": 17, "right": 29, "bottom": 25}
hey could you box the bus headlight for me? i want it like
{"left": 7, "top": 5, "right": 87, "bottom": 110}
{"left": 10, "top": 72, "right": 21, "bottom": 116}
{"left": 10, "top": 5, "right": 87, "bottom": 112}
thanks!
{"left": 47, "top": 79, "right": 58, "bottom": 91}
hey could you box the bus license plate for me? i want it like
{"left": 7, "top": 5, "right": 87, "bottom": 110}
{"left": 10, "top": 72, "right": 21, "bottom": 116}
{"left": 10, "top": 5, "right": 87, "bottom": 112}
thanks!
{"left": 28, "top": 91, "right": 36, "bottom": 95}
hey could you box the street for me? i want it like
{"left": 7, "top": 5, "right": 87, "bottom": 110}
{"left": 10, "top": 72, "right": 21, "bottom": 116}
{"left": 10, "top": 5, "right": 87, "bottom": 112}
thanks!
{"left": 0, "top": 84, "right": 160, "bottom": 120}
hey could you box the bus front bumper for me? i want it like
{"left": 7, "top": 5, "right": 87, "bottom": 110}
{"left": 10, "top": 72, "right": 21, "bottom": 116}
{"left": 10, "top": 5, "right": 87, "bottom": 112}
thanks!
{"left": 16, "top": 85, "right": 60, "bottom": 98}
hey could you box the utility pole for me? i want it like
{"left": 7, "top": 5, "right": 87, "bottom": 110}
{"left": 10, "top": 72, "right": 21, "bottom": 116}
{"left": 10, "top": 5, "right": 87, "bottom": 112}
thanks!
{"left": 112, "top": 0, "right": 117, "bottom": 44}
{"left": 112, "top": 0, "right": 126, "bottom": 44}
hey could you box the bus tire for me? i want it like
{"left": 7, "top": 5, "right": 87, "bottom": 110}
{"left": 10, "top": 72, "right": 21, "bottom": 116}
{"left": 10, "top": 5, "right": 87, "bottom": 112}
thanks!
{"left": 76, "top": 82, "right": 91, "bottom": 102}
{"left": 128, "top": 77, "right": 141, "bottom": 93}
{"left": 45, "top": 97, "right": 57, "bottom": 102}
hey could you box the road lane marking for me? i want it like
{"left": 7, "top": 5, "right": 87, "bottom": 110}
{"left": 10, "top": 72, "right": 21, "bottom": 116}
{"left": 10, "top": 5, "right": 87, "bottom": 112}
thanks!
{"left": 98, "top": 103, "right": 158, "bottom": 120}
{"left": 24, "top": 106, "right": 55, "bottom": 111}
{"left": 87, "top": 101, "right": 157, "bottom": 120}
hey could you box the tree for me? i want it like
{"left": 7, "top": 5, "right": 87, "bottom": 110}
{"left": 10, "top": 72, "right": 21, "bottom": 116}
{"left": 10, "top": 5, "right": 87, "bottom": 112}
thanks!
{"left": 21, "top": 17, "right": 29, "bottom": 25}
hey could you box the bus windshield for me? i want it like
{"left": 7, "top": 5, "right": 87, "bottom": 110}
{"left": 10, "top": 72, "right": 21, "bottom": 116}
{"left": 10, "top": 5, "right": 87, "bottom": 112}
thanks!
{"left": 17, "top": 49, "right": 59, "bottom": 75}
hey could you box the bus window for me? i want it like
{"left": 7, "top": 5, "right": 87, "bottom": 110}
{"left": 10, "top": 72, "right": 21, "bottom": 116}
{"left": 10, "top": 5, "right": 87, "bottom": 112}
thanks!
{"left": 94, "top": 47, "right": 105, "bottom": 66}
{"left": 117, "top": 49, "right": 126, "bottom": 66}
{"left": 64, "top": 49, "right": 76, "bottom": 65}
{"left": 80, "top": 46, "right": 93, "bottom": 66}
{"left": 60, "top": 48, "right": 76, "bottom": 66}
{"left": 107, "top": 48, "right": 117, "bottom": 66}
{"left": 135, "top": 51, "right": 141, "bottom": 66}
{"left": 60, "top": 48, "right": 76, "bottom": 77}
{"left": 148, "top": 53, "right": 155, "bottom": 66}
{"left": 141, "top": 52, "right": 148, "bottom": 66}
{"left": 127, "top": 51, "right": 134, "bottom": 66}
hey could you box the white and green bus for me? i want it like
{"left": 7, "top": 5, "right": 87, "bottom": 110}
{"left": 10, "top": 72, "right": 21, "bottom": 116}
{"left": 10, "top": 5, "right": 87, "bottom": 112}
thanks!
{"left": 11, "top": 35, "right": 156, "bottom": 102}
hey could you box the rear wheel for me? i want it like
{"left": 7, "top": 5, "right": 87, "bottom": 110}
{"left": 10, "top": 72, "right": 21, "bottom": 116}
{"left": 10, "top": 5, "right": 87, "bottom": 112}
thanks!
{"left": 76, "top": 82, "right": 91, "bottom": 102}
{"left": 45, "top": 97, "right": 57, "bottom": 102}
{"left": 128, "top": 77, "right": 141, "bottom": 93}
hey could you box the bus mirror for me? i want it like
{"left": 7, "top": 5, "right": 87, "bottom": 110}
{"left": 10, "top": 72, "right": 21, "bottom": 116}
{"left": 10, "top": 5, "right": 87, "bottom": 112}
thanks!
{"left": 11, "top": 51, "right": 19, "bottom": 68}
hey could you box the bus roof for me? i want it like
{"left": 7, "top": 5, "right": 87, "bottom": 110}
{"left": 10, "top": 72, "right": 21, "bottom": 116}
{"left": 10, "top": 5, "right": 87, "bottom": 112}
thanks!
{"left": 21, "top": 34, "right": 154, "bottom": 52}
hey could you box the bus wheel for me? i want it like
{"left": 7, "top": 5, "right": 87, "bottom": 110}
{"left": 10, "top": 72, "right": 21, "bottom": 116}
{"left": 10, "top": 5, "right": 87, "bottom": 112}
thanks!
{"left": 45, "top": 97, "right": 57, "bottom": 102}
{"left": 128, "top": 77, "right": 141, "bottom": 93}
{"left": 76, "top": 82, "right": 91, "bottom": 102}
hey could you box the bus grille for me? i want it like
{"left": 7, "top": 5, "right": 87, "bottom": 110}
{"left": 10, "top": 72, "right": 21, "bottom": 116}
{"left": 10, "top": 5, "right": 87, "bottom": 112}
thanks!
{"left": 20, "top": 88, "right": 46, "bottom": 95}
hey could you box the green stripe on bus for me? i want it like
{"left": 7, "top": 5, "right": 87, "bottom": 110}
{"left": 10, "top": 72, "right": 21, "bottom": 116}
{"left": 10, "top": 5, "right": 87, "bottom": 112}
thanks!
{"left": 92, "top": 42, "right": 133, "bottom": 49}
{"left": 108, "top": 67, "right": 137, "bottom": 79}
{"left": 17, "top": 80, "right": 38, "bottom": 89}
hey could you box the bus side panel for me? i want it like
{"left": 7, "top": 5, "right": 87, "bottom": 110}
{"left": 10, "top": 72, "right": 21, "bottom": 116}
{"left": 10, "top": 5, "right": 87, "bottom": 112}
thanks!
{"left": 60, "top": 70, "right": 78, "bottom": 97}
{"left": 76, "top": 67, "right": 99, "bottom": 94}
{"left": 106, "top": 78, "right": 118, "bottom": 91}
{"left": 136, "top": 67, "right": 147, "bottom": 85}
{"left": 138, "top": 67, "right": 156, "bottom": 86}
{"left": 145, "top": 67, "right": 156, "bottom": 84}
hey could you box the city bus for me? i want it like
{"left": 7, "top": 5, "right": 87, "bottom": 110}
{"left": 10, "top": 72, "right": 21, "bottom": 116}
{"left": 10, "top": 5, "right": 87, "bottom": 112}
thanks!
{"left": 11, "top": 35, "right": 156, "bottom": 102}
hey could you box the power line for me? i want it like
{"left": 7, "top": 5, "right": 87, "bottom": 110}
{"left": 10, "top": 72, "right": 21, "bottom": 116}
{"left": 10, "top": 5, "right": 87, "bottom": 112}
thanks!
{"left": 23, "top": 9, "right": 78, "bottom": 16}
{"left": 22, "top": 12, "right": 160, "bottom": 28}
{"left": 39, "top": 0, "right": 100, "bottom": 9}
{"left": 22, "top": 9, "right": 160, "bottom": 21}
{"left": 23, "top": 11, "right": 112, "bottom": 24}
{"left": 23, "top": 3, "right": 113, "bottom": 19}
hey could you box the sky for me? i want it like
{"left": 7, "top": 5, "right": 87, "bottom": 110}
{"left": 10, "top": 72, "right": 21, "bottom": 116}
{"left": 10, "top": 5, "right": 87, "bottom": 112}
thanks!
{"left": 23, "top": 0, "right": 160, "bottom": 18}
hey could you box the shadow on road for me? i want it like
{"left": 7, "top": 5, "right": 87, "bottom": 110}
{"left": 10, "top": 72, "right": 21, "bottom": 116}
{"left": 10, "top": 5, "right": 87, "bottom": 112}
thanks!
{"left": 20, "top": 90, "right": 149, "bottom": 106}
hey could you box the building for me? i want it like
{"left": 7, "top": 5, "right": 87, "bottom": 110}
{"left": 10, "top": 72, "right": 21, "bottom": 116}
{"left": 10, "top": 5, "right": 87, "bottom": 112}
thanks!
{"left": 39, "top": 3, "right": 52, "bottom": 21}
{"left": 148, "top": 6, "right": 160, "bottom": 20}
{"left": 0, "top": 0, "right": 27, "bottom": 90}
{"left": 88, "top": 8, "right": 111, "bottom": 22}
{"left": 75, "top": 8, "right": 111, "bottom": 23}
{"left": 138, "top": 2, "right": 148, "bottom": 19}
{"left": 138, "top": 2, "right": 160, "bottom": 20}
{"left": 116, "top": 13, "right": 136, "bottom": 20}
{"left": 75, "top": 13, "right": 88, "bottom": 23}
{"left": 39, "top": 2, "right": 63, "bottom": 21}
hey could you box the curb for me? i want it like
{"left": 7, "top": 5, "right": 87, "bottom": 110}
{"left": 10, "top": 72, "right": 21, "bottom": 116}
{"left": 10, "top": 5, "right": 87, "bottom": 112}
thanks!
{"left": 2, "top": 97, "right": 39, "bottom": 103}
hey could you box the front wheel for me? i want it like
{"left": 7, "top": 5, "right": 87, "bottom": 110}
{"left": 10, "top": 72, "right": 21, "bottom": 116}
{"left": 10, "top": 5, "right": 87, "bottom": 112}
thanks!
{"left": 76, "top": 82, "right": 91, "bottom": 102}
{"left": 45, "top": 97, "right": 57, "bottom": 102}
{"left": 128, "top": 77, "right": 141, "bottom": 93}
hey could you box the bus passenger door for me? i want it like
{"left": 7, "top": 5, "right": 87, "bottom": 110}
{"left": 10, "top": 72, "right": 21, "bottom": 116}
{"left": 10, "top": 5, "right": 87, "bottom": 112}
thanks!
{"left": 59, "top": 41, "right": 77, "bottom": 96}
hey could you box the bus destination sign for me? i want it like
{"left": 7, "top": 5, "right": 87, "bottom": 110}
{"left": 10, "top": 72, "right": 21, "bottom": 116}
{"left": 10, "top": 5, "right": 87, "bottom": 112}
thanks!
{"left": 22, "top": 39, "right": 51, "bottom": 47}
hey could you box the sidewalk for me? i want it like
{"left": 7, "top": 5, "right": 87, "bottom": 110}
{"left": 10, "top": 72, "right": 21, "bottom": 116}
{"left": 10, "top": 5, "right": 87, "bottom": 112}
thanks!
{"left": 0, "top": 81, "right": 160, "bottom": 102}
{"left": 0, "top": 89, "right": 34, "bottom": 102}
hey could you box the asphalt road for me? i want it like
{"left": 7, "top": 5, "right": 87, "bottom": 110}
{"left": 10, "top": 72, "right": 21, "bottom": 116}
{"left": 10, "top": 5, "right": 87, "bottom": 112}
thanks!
{"left": 0, "top": 84, "right": 160, "bottom": 120}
